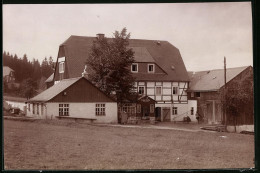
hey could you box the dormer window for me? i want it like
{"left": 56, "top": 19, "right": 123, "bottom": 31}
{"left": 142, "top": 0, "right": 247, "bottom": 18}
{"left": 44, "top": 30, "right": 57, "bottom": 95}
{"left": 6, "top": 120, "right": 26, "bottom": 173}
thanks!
{"left": 59, "top": 62, "right": 65, "bottom": 73}
{"left": 131, "top": 63, "right": 138, "bottom": 73}
{"left": 148, "top": 64, "right": 155, "bottom": 73}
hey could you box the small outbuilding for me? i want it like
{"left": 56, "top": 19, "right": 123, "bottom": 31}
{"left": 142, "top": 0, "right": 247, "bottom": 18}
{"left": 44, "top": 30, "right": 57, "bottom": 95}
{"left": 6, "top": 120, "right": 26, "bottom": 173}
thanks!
{"left": 26, "top": 77, "right": 118, "bottom": 123}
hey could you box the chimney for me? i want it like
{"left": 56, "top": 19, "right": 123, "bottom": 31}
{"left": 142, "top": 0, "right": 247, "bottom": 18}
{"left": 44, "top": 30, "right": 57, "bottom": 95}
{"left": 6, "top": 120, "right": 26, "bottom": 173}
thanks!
{"left": 82, "top": 65, "right": 89, "bottom": 79}
{"left": 96, "top": 33, "right": 105, "bottom": 40}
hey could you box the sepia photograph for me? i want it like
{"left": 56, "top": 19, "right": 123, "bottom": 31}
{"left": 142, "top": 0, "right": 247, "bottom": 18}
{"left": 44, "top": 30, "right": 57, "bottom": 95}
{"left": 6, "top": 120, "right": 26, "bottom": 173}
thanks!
{"left": 3, "top": 2, "right": 254, "bottom": 170}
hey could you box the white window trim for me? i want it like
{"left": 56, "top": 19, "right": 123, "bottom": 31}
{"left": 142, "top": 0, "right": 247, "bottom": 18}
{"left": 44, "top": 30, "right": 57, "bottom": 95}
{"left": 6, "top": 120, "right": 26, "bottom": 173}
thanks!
{"left": 147, "top": 64, "right": 155, "bottom": 73}
{"left": 96, "top": 103, "right": 106, "bottom": 116}
{"left": 131, "top": 63, "right": 138, "bottom": 73}
{"left": 172, "top": 107, "right": 178, "bottom": 115}
{"left": 172, "top": 86, "right": 179, "bottom": 95}
{"left": 59, "top": 62, "right": 65, "bottom": 73}
{"left": 138, "top": 86, "right": 145, "bottom": 95}
{"left": 155, "top": 86, "right": 162, "bottom": 95}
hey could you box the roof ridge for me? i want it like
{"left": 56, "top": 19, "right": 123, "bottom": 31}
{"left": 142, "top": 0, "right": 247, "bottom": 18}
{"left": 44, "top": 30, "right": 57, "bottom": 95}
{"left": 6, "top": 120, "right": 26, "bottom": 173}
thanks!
{"left": 68, "top": 35, "right": 168, "bottom": 42}
{"left": 194, "top": 66, "right": 250, "bottom": 73}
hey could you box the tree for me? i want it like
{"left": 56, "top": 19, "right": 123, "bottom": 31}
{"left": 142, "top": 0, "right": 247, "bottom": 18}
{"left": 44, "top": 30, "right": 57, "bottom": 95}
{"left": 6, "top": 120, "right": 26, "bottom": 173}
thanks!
{"left": 221, "top": 70, "right": 253, "bottom": 132}
{"left": 20, "top": 78, "right": 38, "bottom": 100}
{"left": 86, "top": 28, "right": 136, "bottom": 103}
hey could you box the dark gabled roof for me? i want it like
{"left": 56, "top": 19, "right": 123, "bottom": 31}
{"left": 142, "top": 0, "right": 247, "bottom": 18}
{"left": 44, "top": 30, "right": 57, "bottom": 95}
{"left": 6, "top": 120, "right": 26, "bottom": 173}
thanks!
{"left": 28, "top": 77, "right": 81, "bottom": 102}
{"left": 57, "top": 35, "right": 190, "bottom": 82}
{"left": 188, "top": 66, "right": 250, "bottom": 92}
{"left": 28, "top": 77, "right": 116, "bottom": 103}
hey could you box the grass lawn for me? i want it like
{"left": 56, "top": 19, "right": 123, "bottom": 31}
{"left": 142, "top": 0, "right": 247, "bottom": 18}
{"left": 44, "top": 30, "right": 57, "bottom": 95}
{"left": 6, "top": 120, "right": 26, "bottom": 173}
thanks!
{"left": 4, "top": 119, "right": 254, "bottom": 170}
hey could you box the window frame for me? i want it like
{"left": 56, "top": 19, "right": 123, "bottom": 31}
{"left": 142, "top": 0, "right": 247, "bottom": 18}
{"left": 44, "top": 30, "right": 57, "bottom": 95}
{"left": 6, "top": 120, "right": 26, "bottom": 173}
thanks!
{"left": 32, "top": 103, "right": 35, "bottom": 114}
{"left": 138, "top": 86, "right": 145, "bottom": 95}
{"left": 195, "top": 92, "right": 200, "bottom": 98}
{"left": 96, "top": 103, "right": 106, "bottom": 116}
{"left": 131, "top": 63, "right": 138, "bottom": 73}
{"left": 36, "top": 103, "right": 39, "bottom": 115}
{"left": 59, "top": 61, "right": 65, "bottom": 73}
{"left": 172, "top": 107, "right": 178, "bottom": 115}
{"left": 59, "top": 104, "right": 69, "bottom": 116}
{"left": 191, "top": 107, "right": 194, "bottom": 115}
{"left": 148, "top": 64, "right": 155, "bottom": 73}
{"left": 155, "top": 86, "right": 162, "bottom": 95}
{"left": 172, "top": 86, "right": 179, "bottom": 95}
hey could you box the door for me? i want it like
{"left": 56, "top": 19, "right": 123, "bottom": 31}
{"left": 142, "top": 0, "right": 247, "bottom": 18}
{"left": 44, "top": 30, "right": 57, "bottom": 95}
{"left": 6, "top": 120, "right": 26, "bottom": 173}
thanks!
{"left": 142, "top": 106, "right": 149, "bottom": 120}
{"left": 163, "top": 108, "right": 171, "bottom": 122}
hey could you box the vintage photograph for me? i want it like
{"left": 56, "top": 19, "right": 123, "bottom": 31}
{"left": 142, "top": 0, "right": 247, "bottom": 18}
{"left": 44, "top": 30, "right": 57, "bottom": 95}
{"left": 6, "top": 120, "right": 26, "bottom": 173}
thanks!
{"left": 3, "top": 2, "right": 254, "bottom": 170}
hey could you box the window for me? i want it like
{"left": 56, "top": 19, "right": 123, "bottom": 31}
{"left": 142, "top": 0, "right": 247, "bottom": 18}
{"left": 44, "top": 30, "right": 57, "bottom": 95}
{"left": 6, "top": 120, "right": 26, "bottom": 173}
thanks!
{"left": 172, "top": 87, "right": 178, "bottom": 95}
{"left": 148, "top": 64, "right": 155, "bottom": 73}
{"left": 28, "top": 104, "right": 30, "bottom": 111}
{"left": 36, "top": 104, "right": 39, "bottom": 115}
{"left": 131, "top": 63, "right": 138, "bottom": 72}
{"left": 138, "top": 86, "right": 145, "bottom": 95}
{"left": 195, "top": 92, "right": 200, "bottom": 97}
{"left": 96, "top": 104, "right": 105, "bottom": 116}
{"left": 150, "top": 104, "right": 154, "bottom": 113}
{"left": 32, "top": 104, "right": 35, "bottom": 114}
{"left": 59, "top": 73, "right": 64, "bottom": 81}
{"left": 41, "top": 104, "right": 44, "bottom": 115}
{"left": 172, "top": 107, "right": 178, "bottom": 115}
{"left": 191, "top": 92, "right": 194, "bottom": 98}
{"left": 59, "top": 62, "right": 65, "bottom": 73}
{"left": 137, "top": 104, "right": 141, "bottom": 113}
{"left": 191, "top": 107, "right": 194, "bottom": 115}
{"left": 122, "top": 103, "right": 136, "bottom": 114}
{"left": 155, "top": 87, "right": 162, "bottom": 95}
{"left": 59, "top": 104, "right": 69, "bottom": 116}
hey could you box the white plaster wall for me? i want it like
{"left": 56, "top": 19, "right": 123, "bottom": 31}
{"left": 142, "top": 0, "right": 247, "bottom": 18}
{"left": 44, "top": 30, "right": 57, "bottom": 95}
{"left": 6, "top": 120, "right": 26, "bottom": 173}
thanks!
{"left": 227, "top": 125, "right": 254, "bottom": 133}
{"left": 47, "top": 102, "right": 117, "bottom": 123}
{"left": 172, "top": 82, "right": 178, "bottom": 86}
{"left": 147, "top": 88, "right": 154, "bottom": 95}
{"left": 26, "top": 103, "right": 47, "bottom": 119}
{"left": 163, "top": 82, "right": 171, "bottom": 87}
{"left": 163, "top": 88, "right": 171, "bottom": 95}
{"left": 188, "top": 100, "right": 197, "bottom": 122}
{"left": 179, "top": 82, "right": 186, "bottom": 88}
{"left": 147, "top": 82, "right": 155, "bottom": 87}
{"left": 162, "top": 96, "right": 171, "bottom": 100}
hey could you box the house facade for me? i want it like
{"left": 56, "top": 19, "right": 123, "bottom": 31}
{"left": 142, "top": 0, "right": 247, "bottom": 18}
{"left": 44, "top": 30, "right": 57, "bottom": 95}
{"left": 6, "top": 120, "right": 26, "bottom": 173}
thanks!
{"left": 27, "top": 77, "right": 118, "bottom": 123}
{"left": 188, "top": 66, "right": 253, "bottom": 132}
{"left": 3, "top": 66, "right": 15, "bottom": 83}
{"left": 49, "top": 34, "right": 197, "bottom": 122}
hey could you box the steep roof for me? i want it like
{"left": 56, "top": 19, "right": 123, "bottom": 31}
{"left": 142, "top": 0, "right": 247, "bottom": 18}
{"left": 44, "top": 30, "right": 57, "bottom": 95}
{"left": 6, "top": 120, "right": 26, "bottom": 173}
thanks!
{"left": 3, "top": 66, "right": 14, "bottom": 77}
{"left": 45, "top": 73, "right": 54, "bottom": 83}
{"left": 189, "top": 66, "right": 250, "bottom": 92}
{"left": 57, "top": 35, "right": 189, "bottom": 82}
{"left": 28, "top": 77, "right": 81, "bottom": 102}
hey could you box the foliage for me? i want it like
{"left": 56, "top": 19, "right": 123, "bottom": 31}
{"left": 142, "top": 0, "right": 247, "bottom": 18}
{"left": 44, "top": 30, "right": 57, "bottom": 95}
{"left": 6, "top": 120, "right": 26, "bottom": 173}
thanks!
{"left": 220, "top": 69, "right": 253, "bottom": 125}
{"left": 3, "top": 51, "right": 54, "bottom": 97}
{"left": 20, "top": 78, "right": 38, "bottom": 99}
{"left": 86, "top": 28, "right": 136, "bottom": 103}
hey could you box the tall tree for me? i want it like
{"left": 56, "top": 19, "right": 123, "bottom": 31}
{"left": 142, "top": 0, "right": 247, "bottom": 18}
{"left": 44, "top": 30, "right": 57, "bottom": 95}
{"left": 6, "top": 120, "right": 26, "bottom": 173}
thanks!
{"left": 86, "top": 28, "right": 135, "bottom": 103}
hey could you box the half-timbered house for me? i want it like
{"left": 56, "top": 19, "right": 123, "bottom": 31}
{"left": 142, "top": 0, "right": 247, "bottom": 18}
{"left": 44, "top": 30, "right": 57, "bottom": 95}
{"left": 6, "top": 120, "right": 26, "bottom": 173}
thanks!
{"left": 49, "top": 34, "right": 197, "bottom": 122}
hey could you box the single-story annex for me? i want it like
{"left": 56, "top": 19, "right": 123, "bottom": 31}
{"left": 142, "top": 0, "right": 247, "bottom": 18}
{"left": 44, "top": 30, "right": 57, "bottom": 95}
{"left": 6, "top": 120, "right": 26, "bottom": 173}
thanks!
{"left": 26, "top": 77, "right": 118, "bottom": 123}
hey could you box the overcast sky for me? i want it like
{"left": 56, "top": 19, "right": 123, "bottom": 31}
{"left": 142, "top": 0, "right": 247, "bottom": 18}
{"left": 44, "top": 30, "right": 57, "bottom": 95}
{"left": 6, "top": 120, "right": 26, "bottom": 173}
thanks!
{"left": 3, "top": 2, "right": 252, "bottom": 71}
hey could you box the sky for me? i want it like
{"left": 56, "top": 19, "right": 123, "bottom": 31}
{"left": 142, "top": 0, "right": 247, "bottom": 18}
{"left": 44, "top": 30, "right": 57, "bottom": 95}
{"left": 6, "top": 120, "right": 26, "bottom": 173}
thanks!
{"left": 3, "top": 2, "right": 252, "bottom": 71}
